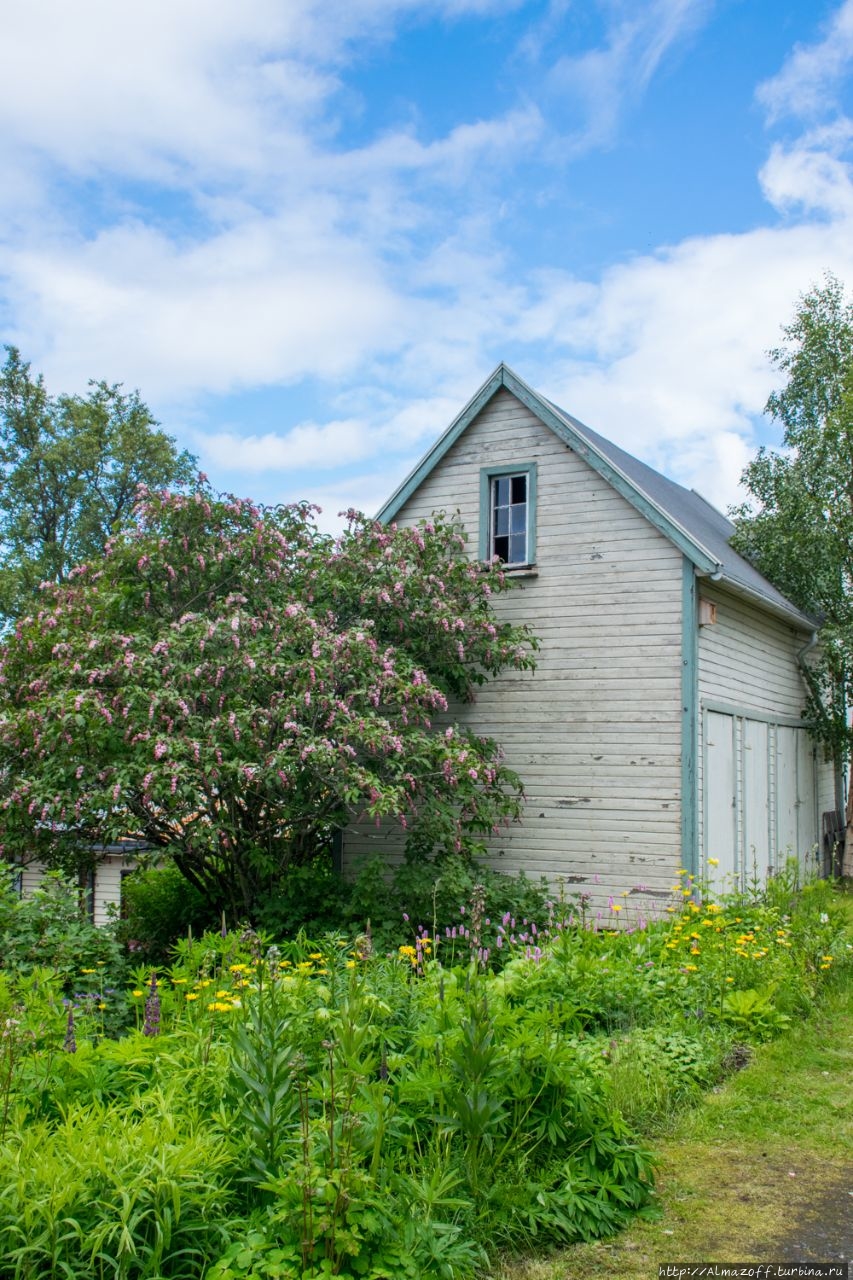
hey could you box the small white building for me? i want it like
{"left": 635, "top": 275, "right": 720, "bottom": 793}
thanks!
{"left": 17, "top": 841, "right": 148, "bottom": 927}
{"left": 342, "top": 365, "right": 839, "bottom": 906}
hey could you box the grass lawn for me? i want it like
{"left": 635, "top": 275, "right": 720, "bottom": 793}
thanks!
{"left": 495, "top": 918, "right": 853, "bottom": 1279}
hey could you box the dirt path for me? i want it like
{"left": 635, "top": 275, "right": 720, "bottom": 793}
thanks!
{"left": 496, "top": 966, "right": 853, "bottom": 1280}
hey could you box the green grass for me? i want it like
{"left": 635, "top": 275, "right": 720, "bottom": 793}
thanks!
{"left": 492, "top": 944, "right": 853, "bottom": 1279}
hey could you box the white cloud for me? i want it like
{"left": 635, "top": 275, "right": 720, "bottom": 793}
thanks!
{"left": 203, "top": 419, "right": 372, "bottom": 473}
{"left": 757, "top": 0, "right": 853, "bottom": 124}
{"left": 0, "top": 0, "right": 527, "bottom": 187}
{"left": 3, "top": 213, "right": 411, "bottom": 398}
{"left": 524, "top": 206, "right": 853, "bottom": 485}
{"left": 2, "top": 0, "right": 853, "bottom": 528}
{"left": 546, "top": 0, "right": 713, "bottom": 151}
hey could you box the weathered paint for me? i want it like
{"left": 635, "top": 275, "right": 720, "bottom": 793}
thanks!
{"left": 346, "top": 387, "right": 686, "bottom": 907}
{"left": 681, "top": 559, "right": 699, "bottom": 876}
{"left": 697, "top": 580, "right": 833, "bottom": 878}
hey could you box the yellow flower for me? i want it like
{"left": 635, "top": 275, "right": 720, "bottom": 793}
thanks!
{"left": 279, "top": 960, "right": 292, "bottom": 968}
{"left": 707, "top": 857, "right": 719, "bottom": 867}
{"left": 611, "top": 903, "right": 623, "bottom": 913}
{"left": 690, "top": 932, "right": 701, "bottom": 940}
{"left": 229, "top": 963, "right": 250, "bottom": 973}
{"left": 207, "top": 1001, "right": 233, "bottom": 1012}
{"left": 132, "top": 989, "right": 144, "bottom": 998}
{"left": 690, "top": 946, "right": 700, "bottom": 955}
{"left": 678, "top": 868, "right": 688, "bottom": 875}
{"left": 684, "top": 964, "right": 698, "bottom": 972}
{"left": 185, "top": 993, "right": 199, "bottom": 1001}
{"left": 172, "top": 977, "right": 187, "bottom": 984}
{"left": 81, "top": 968, "right": 96, "bottom": 974}
{"left": 821, "top": 955, "right": 834, "bottom": 963}
{"left": 398, "top": 945, "right": 417, "bottom": 958}
{"left": 702, "top": 920, "right": 715, "bottom": 928}
{"left": 725, "top": 976, "right": 734, "bottom": 983}
{"left": 97, "top": 1002, "right": 106, "bottom": 1010}
{"left": 346, "top": 960, "right": 356, "bottom": 969}
{"left": 308, "top": 952, "right": 324, "bottom": 960}
{"left": 820, "top": 963, "right": 831, "bottom": 971}
{"left": 215, "top": 990, "right": 230, "bottom": 998}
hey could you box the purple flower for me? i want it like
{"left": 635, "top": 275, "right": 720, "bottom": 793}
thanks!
{"left": 63, "top": 1007, "right": 77, "bottom": 1054}
{"left": 143, "top": 972, "right": 161, "bottom": 1037}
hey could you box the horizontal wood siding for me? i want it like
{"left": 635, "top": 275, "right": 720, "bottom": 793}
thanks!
{"left": 697, "top": 582, "right": 835, "bottom": 865}
{"left": 93, "top": 856, "right": 130, "bottom": 927}
{"left": 15, "top": 854, "right": 140, "bottom": 926}
{"left": 344, "top": 388, "right": 685, "bottom": 908}
{"left": 698, "top": 583, "right": 810, "bottom": 717}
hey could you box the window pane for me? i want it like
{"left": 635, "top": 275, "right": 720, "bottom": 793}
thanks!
{"left": 494, "top": 534, "right": 509, "bottom": 561}
{"left": 495, "top": 506, "right": 509, "bottom": 535}
{"left": 510, "top": 504, "right": 526, "bottom": 533}
{"left": 509, "top": 533, "right": 526, "bottom": 563}
{"left": 494, "top": 476, "right": 510, "bottom": 506}
{"left": 511, "top": 474, "right": 527, "bottom": 504}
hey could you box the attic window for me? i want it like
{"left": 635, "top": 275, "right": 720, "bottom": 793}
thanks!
{"left": 492, "top": 474, "right": 528, "bottom": 564}
{"left": 478, "top": 462, "right": 537, "bottom": 567}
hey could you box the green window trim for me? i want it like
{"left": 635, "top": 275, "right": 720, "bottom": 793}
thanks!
{"left": 478, "top": 462, "right": 538, "bottom": 566}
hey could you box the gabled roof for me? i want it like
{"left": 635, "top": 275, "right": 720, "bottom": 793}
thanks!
{"left": 377, "top": 363, "right": 816, "bottom": 632}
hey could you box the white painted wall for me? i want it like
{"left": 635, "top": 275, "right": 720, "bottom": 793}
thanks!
{"left": 14, "top": 854, "right": 140, "bottom": 926}
{"left": 697, "top": 581, "right": 835, "bottom": 882}
{"left": 344, "top": 388, "right": 686, "bottom": 912}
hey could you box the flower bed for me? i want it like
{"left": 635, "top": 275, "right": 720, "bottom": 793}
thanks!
{"left": 0, "top": 865, "right": 849, "bottom": 1278}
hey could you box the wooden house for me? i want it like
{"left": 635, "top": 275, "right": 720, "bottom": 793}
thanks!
{"left": 342, "top": 364, "right": 839, "bottom": 907}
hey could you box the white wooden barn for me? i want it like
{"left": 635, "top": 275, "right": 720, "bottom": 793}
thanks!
{"left": 342, "top": 365, "right": 840, "bottom": 906}
{"left": 15, "top": 841, "right": 147, "bottom": 928}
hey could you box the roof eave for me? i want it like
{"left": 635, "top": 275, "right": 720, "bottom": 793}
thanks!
{"left": 378, "top": 363, "right": 721, "bottom": 574}
{"left": 704, "top": 573, "right": 819, "bottom": 633}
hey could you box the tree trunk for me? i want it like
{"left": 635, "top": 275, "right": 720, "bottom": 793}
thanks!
{"left": 843, "top": 778, "right": 853, "bottom": 878}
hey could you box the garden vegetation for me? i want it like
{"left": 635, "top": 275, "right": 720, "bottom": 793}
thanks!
{"left": 0, "top": 864, "right": 848, "bottom": 1278}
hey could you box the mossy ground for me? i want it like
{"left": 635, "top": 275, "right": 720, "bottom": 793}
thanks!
{"left": 494, "top": 905, "right": 853, "bottom": 1280}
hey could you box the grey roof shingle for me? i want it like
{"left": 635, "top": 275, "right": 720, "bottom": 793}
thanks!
{"left": 545, "top": 397, "right": 816, "bottom": 630}
{"left": 378, "top": 363, "right": 816, "bottom": 633}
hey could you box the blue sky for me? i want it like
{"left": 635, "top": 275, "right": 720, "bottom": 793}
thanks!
{"left": 2, "top": 0, "right": 853, "bottom": 527}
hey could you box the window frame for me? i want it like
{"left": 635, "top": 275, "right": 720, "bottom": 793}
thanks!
{"left": 478, "top": 462, "right": 537, "bottom": 567}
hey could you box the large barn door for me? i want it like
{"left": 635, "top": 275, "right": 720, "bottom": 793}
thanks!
{"left": 742, "top": 718, "right": 771, "bottom": 883}
{"left": 704, "top": 710, "right": 818, "bottom": 888}
{"left": 776, "top": 725, "right": 799, "bottom": 860}
{"left": 705, "top": 711, "right": 737, "bottom": 883}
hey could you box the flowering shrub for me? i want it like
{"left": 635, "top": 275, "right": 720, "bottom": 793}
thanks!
{"left": 0, "top": 493, "right": 537, "bottom": 922}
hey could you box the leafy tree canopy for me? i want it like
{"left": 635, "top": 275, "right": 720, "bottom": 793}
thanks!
{"left": 0, "top": 346, "right": 198, "bottom": 624}
{"left": 731, "top": 273, "right": 853, "bottom": 858}
{"left": 0, "top": 490, "right": 537, "bottom": 921}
